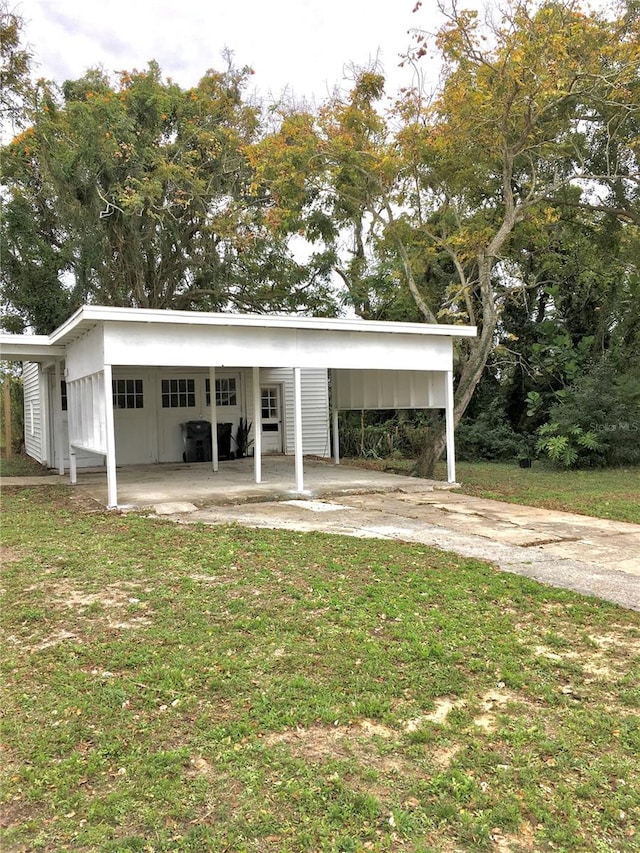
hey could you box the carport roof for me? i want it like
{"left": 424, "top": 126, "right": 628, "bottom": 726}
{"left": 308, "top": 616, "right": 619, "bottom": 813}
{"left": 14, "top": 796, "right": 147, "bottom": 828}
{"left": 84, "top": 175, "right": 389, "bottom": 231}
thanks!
{"left": 1, "top": 306, "right": 477, "bottom": 361}
{"left": 49, "top": 305, "right": 477, "bottom": 345}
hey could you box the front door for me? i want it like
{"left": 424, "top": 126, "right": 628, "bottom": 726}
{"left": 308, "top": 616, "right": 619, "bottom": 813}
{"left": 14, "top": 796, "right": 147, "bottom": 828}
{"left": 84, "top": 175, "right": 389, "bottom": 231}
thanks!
{"left": 260, "top": 385, "right": 283, "bottom": 454}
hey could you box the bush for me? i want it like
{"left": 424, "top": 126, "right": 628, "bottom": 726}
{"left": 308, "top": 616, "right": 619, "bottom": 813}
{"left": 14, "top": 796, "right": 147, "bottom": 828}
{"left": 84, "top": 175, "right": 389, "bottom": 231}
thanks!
{"left": 455, "top": 399, "right": 528, "bottom": 462}
{"left": 338, "top": 411, "right": 432, "bottom": 459}
{"left": 535, "top": 360, "right": 640, "bottom": 468}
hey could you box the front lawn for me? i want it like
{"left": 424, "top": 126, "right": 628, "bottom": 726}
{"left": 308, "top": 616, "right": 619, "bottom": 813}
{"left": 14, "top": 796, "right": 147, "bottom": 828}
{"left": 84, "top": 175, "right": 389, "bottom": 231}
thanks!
{"left": 1, "top": 486, "right": 639, "bottom": 851}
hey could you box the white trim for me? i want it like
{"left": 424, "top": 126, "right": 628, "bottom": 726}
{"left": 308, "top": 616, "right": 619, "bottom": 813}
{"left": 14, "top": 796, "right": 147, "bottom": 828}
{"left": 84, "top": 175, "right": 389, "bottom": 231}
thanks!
{"left": 103, "top": 365, "right": 118, "bottom": 508}
{"left": 445, "top": 369, "right": 456, "bottom": 484}
{"left": 293, "top": 367, "right": 304, "bottom": 493}
{"left": 252, "top": 366, "right": 262, "bottom": 484}
{"left": 54, "top": 360, "right": 65, "bottom": 474}
{"left": 209, "top": 366, "right": 219, "bottom": 473}
{"left": 49, "top": 305, "right": 477, "bottom": 345}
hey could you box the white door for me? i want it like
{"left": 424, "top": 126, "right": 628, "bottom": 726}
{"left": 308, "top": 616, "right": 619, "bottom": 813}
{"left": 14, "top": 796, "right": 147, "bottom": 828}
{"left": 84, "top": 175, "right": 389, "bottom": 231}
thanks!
{"left": 157, "top": 374, "right": 202, "bottom": 462}
{"left": 261, "top": 385, "right": 283, "bottom": 454}
{"left": 113, "top": 374, "right": 155, "bottom": 465}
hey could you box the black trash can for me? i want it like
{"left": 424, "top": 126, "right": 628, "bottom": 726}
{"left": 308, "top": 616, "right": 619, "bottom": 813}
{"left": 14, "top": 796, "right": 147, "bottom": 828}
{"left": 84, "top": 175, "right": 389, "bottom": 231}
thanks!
{"left": 217, "top": 422, "right": 233, "bottom": 460}
{"left": 181, "top": 420, "right": 212, "bottom": 463}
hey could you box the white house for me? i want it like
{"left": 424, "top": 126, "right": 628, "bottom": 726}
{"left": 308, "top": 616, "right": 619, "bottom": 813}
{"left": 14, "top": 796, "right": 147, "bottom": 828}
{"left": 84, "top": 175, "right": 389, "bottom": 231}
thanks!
{"left": 0, "top": 306, "right": 476, "bottom": 507}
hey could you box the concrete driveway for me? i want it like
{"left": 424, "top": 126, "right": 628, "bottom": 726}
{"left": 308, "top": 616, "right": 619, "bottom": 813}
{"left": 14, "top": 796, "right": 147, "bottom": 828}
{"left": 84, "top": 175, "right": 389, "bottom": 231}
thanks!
{"left": 4, "top": 458, "right": 639, "bottom": 611}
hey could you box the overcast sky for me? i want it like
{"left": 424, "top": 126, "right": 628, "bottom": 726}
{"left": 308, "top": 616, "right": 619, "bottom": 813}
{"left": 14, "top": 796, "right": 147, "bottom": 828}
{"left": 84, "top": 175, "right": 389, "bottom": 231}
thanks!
{"left": 16, "top": 0, "right": 441, "bottom": 104}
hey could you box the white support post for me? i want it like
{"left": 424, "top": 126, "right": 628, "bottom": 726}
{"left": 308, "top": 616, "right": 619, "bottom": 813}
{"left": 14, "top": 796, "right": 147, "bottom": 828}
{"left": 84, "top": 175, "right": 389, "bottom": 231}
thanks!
{"left": 39, "top": 364, "right": 50, "bottom": 467}
{"left": 103, "top": 364, "right": 118, "bottom": 508}
{"left": 252, "top": 366, "right": 262, "bottom": 484}
{"left": 54, "top": 360, "right": 65, "bottom": 474}
{"left": 332, "top": 407, "right": 340, "bottom": 465}
{"left": 69, "top": 447, "right": 77, "bottom": 484}
{"left": 293, "top": 366, "right": 304, "bottom": 493}
{"left": 209, "top": 366, "right": 219, "bottom": 473}
{"left": 444, "top": 369, "right": 456, "bottom": 484}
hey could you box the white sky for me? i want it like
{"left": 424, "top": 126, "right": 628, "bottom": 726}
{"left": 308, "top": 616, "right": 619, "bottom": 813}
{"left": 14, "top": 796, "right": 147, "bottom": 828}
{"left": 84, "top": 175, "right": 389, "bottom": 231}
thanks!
{"left": 16, "top": 0, "right": 443, "bottom": 104}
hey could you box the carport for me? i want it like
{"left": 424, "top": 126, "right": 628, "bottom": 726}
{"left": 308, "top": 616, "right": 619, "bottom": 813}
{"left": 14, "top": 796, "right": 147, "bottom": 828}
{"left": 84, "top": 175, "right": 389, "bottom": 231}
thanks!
{"left": 0, "top": 306, "right": 476, "bottom": 508}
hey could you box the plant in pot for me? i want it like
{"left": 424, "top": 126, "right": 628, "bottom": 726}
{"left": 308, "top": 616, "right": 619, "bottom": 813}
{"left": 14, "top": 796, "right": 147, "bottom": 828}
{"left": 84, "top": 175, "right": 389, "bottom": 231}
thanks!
{"left": 234, "top": 418, "right": 253, "bottom": 458}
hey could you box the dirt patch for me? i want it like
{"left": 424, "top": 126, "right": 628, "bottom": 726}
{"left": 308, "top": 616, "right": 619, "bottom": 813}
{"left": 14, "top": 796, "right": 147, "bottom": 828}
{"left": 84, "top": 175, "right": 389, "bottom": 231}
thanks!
{"left": 262, "top": 719, "right": 417, "bottom": 784}
{"left": 530, "top": 628, "right": 640, "bottom": 681}
{"left": 491, "top": 820, "right": 537, "bottom": 852}
{"left": 0, "top": 544, "right": 23, "bottom": 564}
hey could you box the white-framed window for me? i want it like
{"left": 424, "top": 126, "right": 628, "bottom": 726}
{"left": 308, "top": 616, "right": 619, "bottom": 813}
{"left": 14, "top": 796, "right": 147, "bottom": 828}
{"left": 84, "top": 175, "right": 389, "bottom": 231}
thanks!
{"left": 206, "top": 377, "right": 237, "bottom": 407}
{"left": 112, "top": 378, "right": 144, "bottom": 409}
{"left": 261, "top": 387, "right": 278, "bottom": 419}
{"left": 161, "top": 378, "right": 195, "bottom": 408}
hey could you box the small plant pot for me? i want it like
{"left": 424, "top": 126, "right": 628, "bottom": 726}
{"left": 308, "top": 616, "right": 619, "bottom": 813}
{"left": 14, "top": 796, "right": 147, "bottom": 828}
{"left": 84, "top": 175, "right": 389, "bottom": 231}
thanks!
{"left": 518, "top": 458, "right": 532, "bottom": 469}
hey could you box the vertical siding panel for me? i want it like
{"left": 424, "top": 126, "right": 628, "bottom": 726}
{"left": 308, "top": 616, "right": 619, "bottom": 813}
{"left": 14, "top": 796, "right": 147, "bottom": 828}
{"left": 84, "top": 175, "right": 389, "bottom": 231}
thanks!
{"left": 262, "top": 367, "right": 330, "bottom": 457}
{"left": 22, "top": 363, "right": 44, "bottom": 463}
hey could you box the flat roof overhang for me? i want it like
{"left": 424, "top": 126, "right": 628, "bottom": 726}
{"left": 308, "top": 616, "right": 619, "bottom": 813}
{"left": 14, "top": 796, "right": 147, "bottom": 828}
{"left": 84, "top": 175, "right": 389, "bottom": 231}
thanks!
{"left": 0, "top": 335, "right": 65, "bottom": 362}
{"left": 50, "top": 305, "right": 477, "bottom": 346}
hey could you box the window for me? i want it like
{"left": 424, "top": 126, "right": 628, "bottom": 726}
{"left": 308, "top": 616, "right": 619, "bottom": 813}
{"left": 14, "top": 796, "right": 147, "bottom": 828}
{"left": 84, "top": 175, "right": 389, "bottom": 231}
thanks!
{"left": 112, "top": 378, "right": 144, "bottom": 409}
{"left": 161, "top": 378, "right": 195, "bottom": 408}
{"left": 261, "top": 387, "right": 278, "bottom": 419}
{"left": 206, "top": 377, "right": 237, "bottom": 407}
{"left": 60, "top": 381, "right": 68, "bottom": 412}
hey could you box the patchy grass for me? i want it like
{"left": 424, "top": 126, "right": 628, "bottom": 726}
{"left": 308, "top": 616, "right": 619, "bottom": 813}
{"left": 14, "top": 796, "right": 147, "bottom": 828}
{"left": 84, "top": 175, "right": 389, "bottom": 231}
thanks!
{"left": 0, "top": 453, "right": 51, "bottom": 478}
{"left": 1, "top": 486, "right": 639, "bottom": 852}
{"left": 346, "top": 459, "right": 640, "bottom": 524}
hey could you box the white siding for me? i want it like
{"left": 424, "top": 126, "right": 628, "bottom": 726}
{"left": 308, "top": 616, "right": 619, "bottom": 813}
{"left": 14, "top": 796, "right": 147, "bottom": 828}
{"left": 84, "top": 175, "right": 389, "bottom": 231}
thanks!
{"left": 262, "top": 367, "right": 330, "bottom": 457}
{"left": 23, "top": 362, "right": 44, "bottom": 463}
{"left": 334, "top": 369, "right": 447, "bottom": 410}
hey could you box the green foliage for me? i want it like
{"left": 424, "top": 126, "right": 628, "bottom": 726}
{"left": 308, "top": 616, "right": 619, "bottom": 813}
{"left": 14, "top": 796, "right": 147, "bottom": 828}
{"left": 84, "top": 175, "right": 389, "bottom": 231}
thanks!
{"left": 338, "top": 411, "right": 432, "bottom": 460}
{"left": 455, "top": 399, "right": 528, "bottom": 462}
{"left": 1, "top": 61, "right": 339, "bottom": 331}
{"left": 535, "top": 361, "right": 640, "bottom": 468}
{"left": 0, "top": 2, "right": 32, "bottom": 129}
{"left": 536, "top": 422, "right": 604, "bottom": 468}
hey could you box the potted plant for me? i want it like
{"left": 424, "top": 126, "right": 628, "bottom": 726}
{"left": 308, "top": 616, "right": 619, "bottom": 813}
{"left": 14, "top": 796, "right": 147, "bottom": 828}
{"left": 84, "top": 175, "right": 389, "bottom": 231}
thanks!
{"left": 234, "top": 418, "right": 253, "bottom": 458}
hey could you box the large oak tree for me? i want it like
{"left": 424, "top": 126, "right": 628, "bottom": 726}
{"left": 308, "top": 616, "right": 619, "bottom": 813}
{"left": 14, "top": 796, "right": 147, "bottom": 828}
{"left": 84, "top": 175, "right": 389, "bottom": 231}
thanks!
{"left": 249, "top": 0, "right": 639, "bottom": 474}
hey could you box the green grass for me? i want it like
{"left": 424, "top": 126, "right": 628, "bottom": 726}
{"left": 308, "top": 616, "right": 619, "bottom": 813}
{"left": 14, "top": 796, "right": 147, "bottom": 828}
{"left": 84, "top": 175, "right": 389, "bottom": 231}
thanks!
{"left": 347, "top": 459, "right": 640, "bottom": 524}
{"left": 0, "top": 453, "right": 51, "bottom": 477}
{"left": 1, "top": 486, "right": 639, "bottom": 852}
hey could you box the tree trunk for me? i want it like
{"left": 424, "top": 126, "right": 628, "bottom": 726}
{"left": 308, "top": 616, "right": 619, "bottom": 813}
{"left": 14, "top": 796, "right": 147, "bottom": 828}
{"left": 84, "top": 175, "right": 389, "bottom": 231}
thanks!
{"left": 414, "top": 253, "right": 500, "bottom": 479}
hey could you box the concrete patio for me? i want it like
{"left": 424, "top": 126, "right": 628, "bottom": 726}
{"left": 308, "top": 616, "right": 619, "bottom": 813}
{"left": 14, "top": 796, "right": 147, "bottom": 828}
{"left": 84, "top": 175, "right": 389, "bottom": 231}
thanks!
{"left": 30, "top": 456, "right": 455, "bottom": 510}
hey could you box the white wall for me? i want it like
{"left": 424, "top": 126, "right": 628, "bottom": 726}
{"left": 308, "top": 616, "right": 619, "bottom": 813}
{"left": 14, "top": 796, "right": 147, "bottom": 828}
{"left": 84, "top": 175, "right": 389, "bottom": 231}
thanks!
{"left": 102, "top": 322, "right": 453, "bottom": 371}
{"left": 23, "top": 363, "right": 44, "bottom": 463}
{"left": 65, "top": 325, "right": 105, "bottom": 382}
{"left": 260, "top": 367, "right": 330, "bottom": 456}
{"left": 334, "top": 369, "right": 447, "bottom": 410}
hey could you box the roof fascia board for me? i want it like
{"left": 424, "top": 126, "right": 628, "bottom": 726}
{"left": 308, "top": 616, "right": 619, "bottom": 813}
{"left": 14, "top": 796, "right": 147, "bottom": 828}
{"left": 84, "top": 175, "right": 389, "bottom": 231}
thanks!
{"left": 49, "top": 305, "right": 477, "bottom": 342}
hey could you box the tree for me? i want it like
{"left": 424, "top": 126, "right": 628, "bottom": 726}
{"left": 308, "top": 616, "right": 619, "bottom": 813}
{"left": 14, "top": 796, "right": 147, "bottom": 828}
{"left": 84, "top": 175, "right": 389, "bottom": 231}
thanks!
{"left": 248, "top": 0, "right": 640, "bottom": 474}
{"left": 1, "top": 60, "right": 339, "bottom": 332}
{"left": 0, "top": 2, "right": 32, "bottom": 132}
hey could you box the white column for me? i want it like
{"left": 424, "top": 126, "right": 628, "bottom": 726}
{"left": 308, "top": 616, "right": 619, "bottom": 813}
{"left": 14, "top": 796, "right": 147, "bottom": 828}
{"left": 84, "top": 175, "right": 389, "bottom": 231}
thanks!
{"left": 252, "top": 366, "right": 262, "bottom": 484}
{"left": 54, "top": 360, "right": 65, "bottom": 474}
{"left": 39, "top": 365, "right": 50, "bottom": 466}
{"left": 293, "top": 366, "right": 304, "bottom": 493}
{"left": 209, "top": 367, "right": 219, "bottom": 472}
{"left": 332, "top": 407, "right": 340, "bottom": 465}
{"left": 444, "top": 369, "right": 456, "bottom": 484}
{"left": 67, "top": 380, "right": 77, "bottom": 484}
{"left": 103, "top": 364, "right": 118, "bottom": 508}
